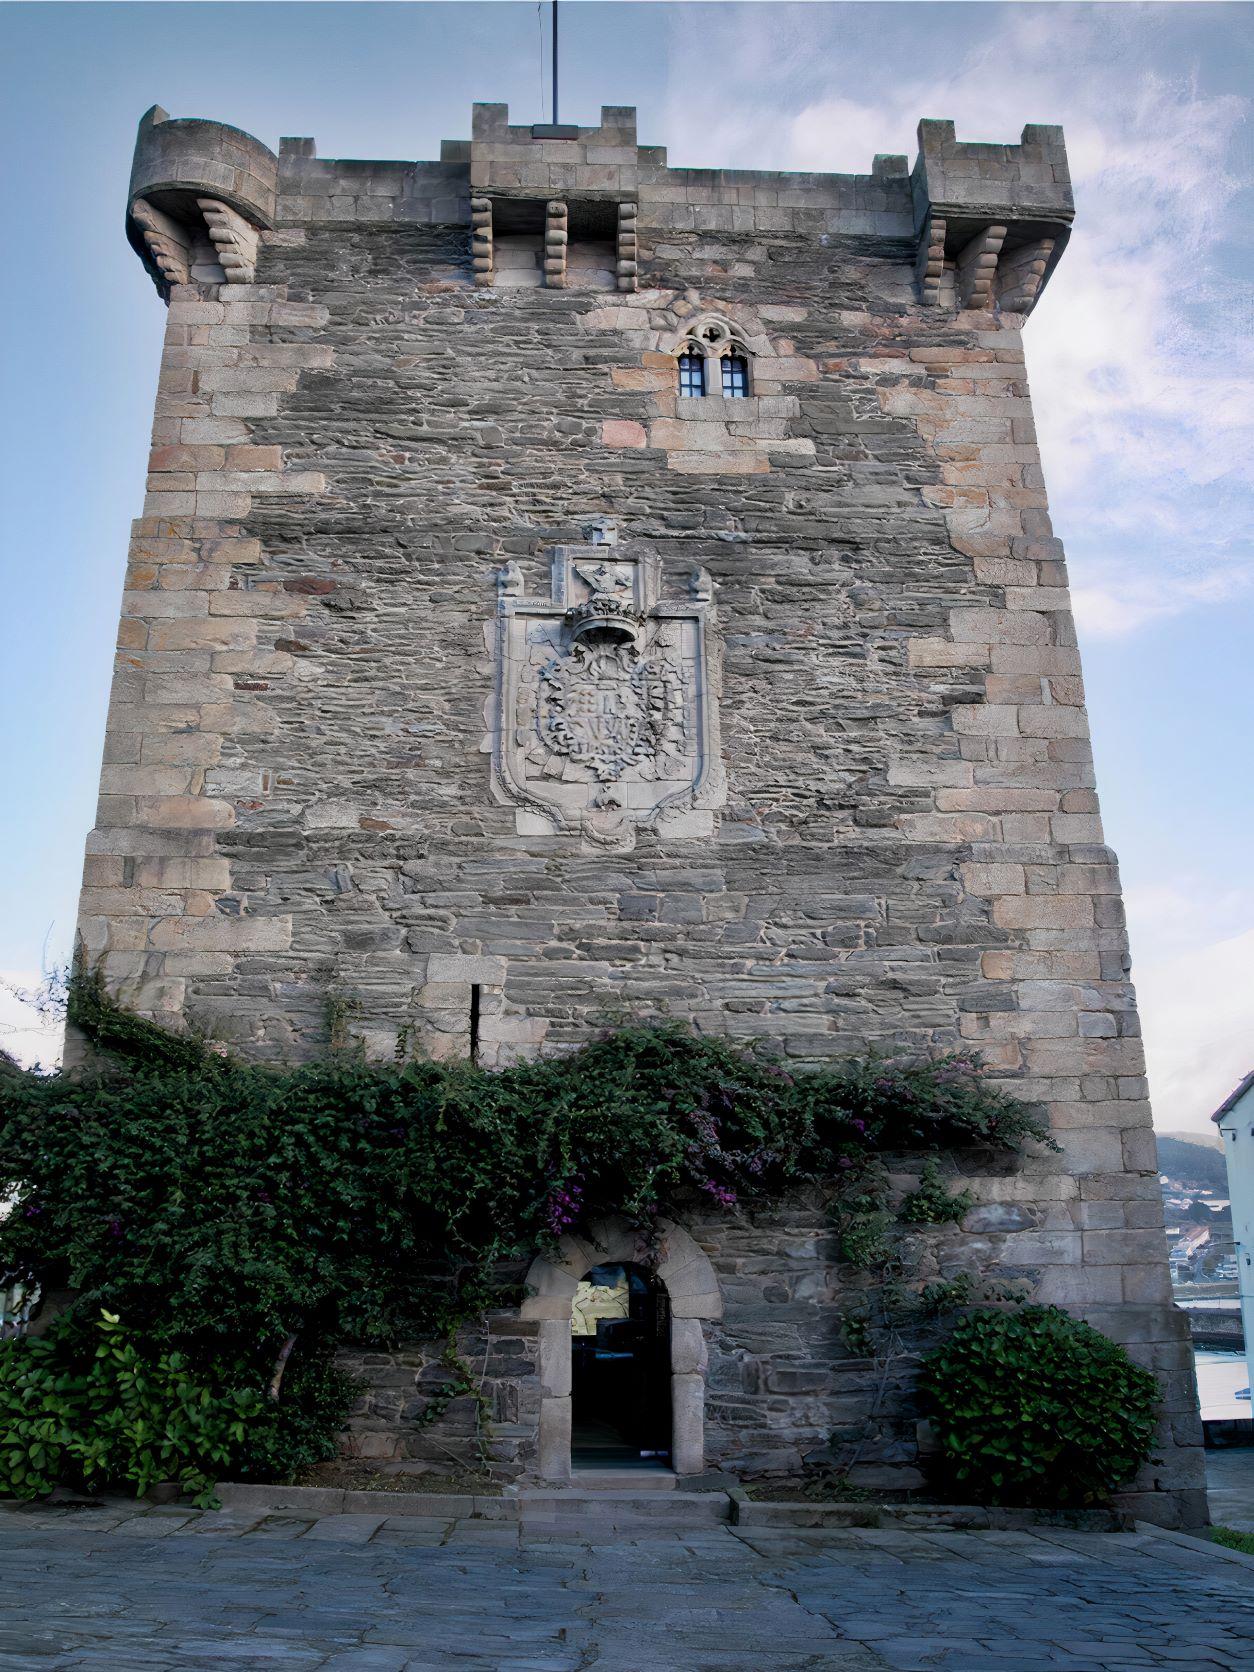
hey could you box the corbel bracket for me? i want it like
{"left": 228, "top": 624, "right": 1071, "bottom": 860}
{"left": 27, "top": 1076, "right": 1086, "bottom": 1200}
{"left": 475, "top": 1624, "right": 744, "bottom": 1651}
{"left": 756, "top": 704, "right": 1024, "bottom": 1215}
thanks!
{"left": 197, "top": 198, "right": 260, "bottom": 284}
{"left": 471, "top": 196, "right": 493, "bottom": 288}
{"left": 957, "top": 224, "right": 1008, "bottom": 310}
{"left": 617, "top": 201, "right": 638, "bottom": 292}
{"left": 913, "top": 216, "right": 1069, "bottom": 316}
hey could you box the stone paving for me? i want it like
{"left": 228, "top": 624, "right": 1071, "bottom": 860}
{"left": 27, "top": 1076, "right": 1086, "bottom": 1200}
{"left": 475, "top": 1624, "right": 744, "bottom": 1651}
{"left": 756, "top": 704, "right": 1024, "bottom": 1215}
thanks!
{"left": 4, "top": 1498, "right": 1253, "bottom": 1671}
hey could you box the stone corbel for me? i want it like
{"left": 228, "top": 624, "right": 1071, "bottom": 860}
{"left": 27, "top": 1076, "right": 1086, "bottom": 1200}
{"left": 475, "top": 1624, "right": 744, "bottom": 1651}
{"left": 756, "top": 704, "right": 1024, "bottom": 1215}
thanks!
{"left": 197, "top": 198, "right": 260, "bottom": 283}
{"left": 130, "top": 197, "right": 192, "bottom": 289}
{"left": 996, "top": 237, "right": 1056, "bottom": 314}
{"left": 544, "top": 201, "right": 568, "bottom": 288}
{"left": 915, "top": 213, "right": 946, "bottom": 306}
{"left": 471, "top": 196, "right": 493, "bottom": 288}
{"left": 956, "top": 224, "right": 1008, "bottom": 310}
{"left": 617, "top": 201, "right": 638, "bottom": 292}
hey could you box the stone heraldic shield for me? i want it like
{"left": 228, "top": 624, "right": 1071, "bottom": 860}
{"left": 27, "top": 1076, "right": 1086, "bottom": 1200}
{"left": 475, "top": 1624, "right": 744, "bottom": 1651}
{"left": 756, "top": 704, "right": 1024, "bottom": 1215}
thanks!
{"left": 486, "top": 536, "right": 724, "bottom": 847}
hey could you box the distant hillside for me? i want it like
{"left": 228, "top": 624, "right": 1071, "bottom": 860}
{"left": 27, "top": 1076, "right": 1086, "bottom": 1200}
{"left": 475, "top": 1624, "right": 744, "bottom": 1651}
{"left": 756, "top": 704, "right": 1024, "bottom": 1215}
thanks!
{"left": 1156, "top": 1135, "right": 1229, "bottom": 1190}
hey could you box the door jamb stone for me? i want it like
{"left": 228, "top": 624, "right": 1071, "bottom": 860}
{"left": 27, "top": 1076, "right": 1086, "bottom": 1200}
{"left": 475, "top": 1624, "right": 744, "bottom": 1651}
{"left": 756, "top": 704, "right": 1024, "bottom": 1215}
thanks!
{"left": 520, "top": 1216, "right": 721, "bottom": 1480}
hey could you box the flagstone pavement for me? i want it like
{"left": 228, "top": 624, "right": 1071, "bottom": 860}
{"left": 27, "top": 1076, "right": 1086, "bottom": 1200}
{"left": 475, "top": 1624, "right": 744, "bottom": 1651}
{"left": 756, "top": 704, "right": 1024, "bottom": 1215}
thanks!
{"left": 4, "top": 1498, "right": 1252, "bottom": 1671}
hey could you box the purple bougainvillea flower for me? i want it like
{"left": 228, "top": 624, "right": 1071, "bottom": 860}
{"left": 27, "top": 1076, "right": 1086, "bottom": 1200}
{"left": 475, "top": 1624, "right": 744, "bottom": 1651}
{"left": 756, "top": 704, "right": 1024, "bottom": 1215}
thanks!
{"left": 700, "top": 1180, "right": 737, "bottom": 1207}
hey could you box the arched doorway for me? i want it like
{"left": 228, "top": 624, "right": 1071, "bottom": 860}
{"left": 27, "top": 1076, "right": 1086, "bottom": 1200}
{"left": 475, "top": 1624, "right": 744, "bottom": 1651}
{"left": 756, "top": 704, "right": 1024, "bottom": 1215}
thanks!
{"left": 521, "top": 1217, "right": 722, "bottom": 1481}
{"left": 571, "top": 1262, "right": 671, "bottom": 1469}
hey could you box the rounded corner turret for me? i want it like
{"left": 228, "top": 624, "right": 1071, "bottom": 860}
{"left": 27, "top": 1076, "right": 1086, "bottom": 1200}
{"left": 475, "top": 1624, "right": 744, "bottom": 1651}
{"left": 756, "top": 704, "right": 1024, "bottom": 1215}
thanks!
{"left": 128, "top": 108, "right": 279, "bottom": 232}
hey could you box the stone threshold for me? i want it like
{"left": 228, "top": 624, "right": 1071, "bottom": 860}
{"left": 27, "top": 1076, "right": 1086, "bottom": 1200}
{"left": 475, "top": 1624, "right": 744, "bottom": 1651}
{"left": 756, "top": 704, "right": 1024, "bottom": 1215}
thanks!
{"left": 213, "top": 1480, "right": 1132, "bottom": 1532}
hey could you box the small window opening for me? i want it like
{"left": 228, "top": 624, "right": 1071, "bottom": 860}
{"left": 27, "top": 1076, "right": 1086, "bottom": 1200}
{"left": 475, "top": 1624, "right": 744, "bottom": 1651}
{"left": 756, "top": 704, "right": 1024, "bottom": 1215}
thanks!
{"left": 721, "top": 355, "right": 749, "bottom": 397}
{"left": 677, "top": 351, "right": 705, "bottom": 398}
{"left": 469, "top": 983, "right": 482, "bottom": 1065}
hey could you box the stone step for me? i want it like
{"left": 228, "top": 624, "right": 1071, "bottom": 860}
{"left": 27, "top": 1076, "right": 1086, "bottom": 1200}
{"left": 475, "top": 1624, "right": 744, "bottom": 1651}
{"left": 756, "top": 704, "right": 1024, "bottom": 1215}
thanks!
{"left": 566, "top": 1469, "right": 678, "bottom": 1491}
{"left": 514, "top": 1489, "right": 732, "bottom": 1525}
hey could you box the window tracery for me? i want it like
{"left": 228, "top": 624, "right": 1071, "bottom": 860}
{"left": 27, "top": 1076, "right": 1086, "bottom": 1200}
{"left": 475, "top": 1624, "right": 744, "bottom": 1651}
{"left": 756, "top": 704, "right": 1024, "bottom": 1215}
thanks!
{"left": 674, "top": 317, "right": 752, "bottom": 398}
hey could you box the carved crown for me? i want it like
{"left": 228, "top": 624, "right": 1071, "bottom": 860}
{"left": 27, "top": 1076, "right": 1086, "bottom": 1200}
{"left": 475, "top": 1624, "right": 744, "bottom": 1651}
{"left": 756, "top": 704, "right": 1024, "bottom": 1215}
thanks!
{"left": 565, "top": 592, "right": 642, "bottom": 645}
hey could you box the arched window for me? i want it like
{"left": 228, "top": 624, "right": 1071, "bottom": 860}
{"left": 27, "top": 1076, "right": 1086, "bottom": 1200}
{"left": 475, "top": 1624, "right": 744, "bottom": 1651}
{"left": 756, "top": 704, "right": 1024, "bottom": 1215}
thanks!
{"left": 674, "top": 318, "right": 752, "bottom": 399}
{"left": 677, "top": 349, "right": 706, "bottom": 398}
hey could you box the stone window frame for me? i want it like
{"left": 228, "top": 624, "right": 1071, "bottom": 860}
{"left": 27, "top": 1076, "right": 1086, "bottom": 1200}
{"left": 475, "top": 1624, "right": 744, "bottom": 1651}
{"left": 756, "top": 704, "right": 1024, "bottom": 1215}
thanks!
{"left": 674, "top": 316, "right": 754, "bottom": 400}
{"left": 520, "top": 1215, "right": 721, "bottom": 1481}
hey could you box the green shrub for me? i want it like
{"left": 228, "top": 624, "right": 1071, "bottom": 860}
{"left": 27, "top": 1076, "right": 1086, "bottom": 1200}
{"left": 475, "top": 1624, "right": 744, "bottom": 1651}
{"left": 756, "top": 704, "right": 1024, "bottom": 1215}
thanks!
{"left": 0, "top": 1311, "right": 260, "bottom": 1505}
{"left": 234, "top": 1352, "right": 361, "bottom": 1482}
{"left": 918, "top": 1305, "right": 1159, "bottom": 1506}
{"left": 0, "top": 1020, "right": 1046, "bottom": 1360}
{"left": 0, "top": 995, "right": 1049, "bottom": 1488}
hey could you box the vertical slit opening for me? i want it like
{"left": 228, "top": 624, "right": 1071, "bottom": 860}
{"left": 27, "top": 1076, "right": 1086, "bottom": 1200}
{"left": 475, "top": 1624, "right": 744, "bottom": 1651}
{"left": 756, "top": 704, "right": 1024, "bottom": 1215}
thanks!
{"left": 469, "top": 983, "right": 482, "bottom": 1065}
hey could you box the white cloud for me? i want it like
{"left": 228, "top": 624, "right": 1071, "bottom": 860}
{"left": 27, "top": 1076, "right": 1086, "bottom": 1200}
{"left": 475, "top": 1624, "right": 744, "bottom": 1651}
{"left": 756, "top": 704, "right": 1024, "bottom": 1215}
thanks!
{"left": 663, "top": 5, "right": 1254, "bottom": 636}
{"left": 1072, "top": 564, "right": 1254, "bottom": 638}
{"left": 0, "top": 971, "right": 64, "bottom": 1071}
{"left": 1133, "top": 923, "right": 1254, "bottom": 1138}
{"left": 1121, "top": 879, "right": 1254, "bottom": 1136}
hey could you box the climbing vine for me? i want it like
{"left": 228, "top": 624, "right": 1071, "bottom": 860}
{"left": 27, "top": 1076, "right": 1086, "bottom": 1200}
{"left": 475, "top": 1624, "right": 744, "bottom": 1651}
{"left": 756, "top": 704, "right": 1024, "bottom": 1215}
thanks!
{"left": 0, "top": 975, "right": 1052, "bottom": 1495}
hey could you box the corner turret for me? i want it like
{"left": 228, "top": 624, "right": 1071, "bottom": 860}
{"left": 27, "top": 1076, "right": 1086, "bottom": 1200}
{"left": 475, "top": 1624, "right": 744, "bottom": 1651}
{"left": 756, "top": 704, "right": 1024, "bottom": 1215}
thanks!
{"left": 126, "top": 106, "right": 277, "bottom": 299}
{"left": 911, "top": 120, "right": 1074, "bottom": 312}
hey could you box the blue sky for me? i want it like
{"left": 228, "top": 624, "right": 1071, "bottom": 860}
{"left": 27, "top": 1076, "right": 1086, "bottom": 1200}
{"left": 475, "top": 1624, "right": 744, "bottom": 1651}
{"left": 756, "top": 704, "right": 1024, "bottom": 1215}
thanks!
{"left": 1, "top": 2, "right": 1250, "bottom": 1134}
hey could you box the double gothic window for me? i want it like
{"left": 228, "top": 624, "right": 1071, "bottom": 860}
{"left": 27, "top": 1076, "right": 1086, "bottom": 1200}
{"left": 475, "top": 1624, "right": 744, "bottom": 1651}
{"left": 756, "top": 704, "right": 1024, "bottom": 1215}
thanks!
{"left": 676, "top": 319, "right": 751, "bottom": 399}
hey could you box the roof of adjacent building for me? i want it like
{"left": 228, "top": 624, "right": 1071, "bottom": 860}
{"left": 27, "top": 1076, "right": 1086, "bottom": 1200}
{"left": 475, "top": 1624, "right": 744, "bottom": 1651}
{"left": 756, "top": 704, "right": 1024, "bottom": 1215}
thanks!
{"left": 1213, "top": 1068, "right": 1254, "bottom": 1123}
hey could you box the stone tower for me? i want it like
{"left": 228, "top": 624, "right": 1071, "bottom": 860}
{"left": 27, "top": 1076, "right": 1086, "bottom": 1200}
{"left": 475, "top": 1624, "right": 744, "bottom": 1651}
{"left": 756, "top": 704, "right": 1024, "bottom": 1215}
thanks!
{"left": 74, "top": 102, "right": 1204, "bottom": 1522}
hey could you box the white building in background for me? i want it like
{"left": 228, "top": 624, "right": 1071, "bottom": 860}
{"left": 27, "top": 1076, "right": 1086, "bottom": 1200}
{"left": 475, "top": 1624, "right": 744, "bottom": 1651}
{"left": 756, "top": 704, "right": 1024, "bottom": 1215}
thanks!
{"left": 1215, "top": 1070, "right": 1254, "bottom": 1400}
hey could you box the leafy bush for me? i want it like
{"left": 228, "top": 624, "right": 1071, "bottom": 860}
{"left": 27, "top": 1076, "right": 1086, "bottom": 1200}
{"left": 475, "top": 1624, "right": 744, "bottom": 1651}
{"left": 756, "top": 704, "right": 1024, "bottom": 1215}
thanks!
{"left": 0, "top": 1021, "right": 1045, "bottom": 1358}
{"left": 918, "top": 1305, "right": 1159, "bottom": 1506}
{"left": 233, "top": 1352, "right": 361, "bottom": 1482}
{"left": 0, "top": 994, "right": 1048, "bottom": 1495}
{"left": 0, "top": 1311, "right": 260, "bottom": 1506}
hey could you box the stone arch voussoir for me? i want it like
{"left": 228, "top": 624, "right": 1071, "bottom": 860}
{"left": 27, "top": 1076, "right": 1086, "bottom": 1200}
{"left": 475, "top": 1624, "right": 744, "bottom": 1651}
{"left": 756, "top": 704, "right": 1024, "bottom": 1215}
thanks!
{"left": 521, "top": 1216, "right": 720, "bottom": 1479}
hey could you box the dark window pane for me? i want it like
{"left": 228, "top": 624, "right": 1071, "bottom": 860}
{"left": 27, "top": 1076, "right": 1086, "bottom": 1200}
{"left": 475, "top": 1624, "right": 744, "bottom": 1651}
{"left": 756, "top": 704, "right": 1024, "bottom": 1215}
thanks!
{"left": 723, "top": 356, "right": 749, "bottom": 397}
{"left": 677, "top": 352, "right": 705, "bottom": 397}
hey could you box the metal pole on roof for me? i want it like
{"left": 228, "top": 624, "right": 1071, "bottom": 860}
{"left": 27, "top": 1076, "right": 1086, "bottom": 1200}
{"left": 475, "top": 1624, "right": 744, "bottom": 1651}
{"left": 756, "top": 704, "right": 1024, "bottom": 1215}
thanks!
{"left": 552, "top": 0, "right": 559, "bottom": 126}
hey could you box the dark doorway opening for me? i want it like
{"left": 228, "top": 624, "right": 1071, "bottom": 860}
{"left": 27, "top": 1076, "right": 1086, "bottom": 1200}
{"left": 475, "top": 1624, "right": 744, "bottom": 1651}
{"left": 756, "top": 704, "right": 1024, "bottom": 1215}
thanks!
{"left": 571, "top": 1262, "right": 671, "bottom": 1471}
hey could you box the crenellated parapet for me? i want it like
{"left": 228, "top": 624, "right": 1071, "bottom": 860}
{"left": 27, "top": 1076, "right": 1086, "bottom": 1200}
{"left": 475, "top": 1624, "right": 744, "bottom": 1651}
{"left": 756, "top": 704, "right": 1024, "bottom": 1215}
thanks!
{"left": 911, "top": 120, "right": 1073, "bottom": 314}
{"left": 126, "top": 106, "right": 276, "bottom": 299}
{"left": 469, "top": 103, "right": 640, "bottom": 201}
{"left": 122, "top": 102, "right": 1076, "bottom": 316}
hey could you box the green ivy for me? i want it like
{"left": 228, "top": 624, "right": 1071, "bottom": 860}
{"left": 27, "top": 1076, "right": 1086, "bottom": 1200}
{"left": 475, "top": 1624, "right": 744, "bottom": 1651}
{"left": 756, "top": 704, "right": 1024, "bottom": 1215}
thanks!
{"left": 918, "top": 1305, "right": 1160, "bottom": 1506}
{"left": 897, "top": 1160, "right": 976, "bottom": 1225}
{"left": 0, "top": 986, "right": 1053, "bottom": 1497}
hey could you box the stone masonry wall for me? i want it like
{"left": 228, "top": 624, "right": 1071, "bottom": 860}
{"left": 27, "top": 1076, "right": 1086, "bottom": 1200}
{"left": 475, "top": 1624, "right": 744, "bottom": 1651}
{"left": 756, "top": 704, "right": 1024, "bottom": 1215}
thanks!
{"left": 336, "top": 1182, "right": 1198, "bottom": 1512}
{"left": 75, "top": 106, "right": 1204, "bottom": 1525}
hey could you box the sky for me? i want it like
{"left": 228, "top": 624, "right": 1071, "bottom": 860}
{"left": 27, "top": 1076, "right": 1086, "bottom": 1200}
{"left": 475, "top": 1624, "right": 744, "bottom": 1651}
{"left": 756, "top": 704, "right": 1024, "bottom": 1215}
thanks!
{"left": 0, "top": 1, "right": 1250, "bottom": 1136}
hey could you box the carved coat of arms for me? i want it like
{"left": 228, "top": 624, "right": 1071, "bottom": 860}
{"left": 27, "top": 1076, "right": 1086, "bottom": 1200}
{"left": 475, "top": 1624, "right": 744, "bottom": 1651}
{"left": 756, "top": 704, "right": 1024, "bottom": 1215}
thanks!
{"left": 486, "top": 532, "right": 723, "bottom": 847}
